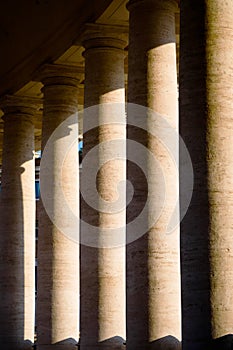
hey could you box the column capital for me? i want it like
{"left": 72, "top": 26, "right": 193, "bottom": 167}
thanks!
{"left": 80, "top": 23, "right": 128, "bottom": 51}
{"left": 0, "top": 94, "right": 42, "bottom": 116}
{"left": 127, "top": 0, "right": 178, "bottom": 11}
{"left": 33, "top": 63, "right": 84, "bottom": 87}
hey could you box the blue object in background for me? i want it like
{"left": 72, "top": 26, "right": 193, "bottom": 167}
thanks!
{"left": 35, "top": 150, "right": 41, "bottom": 158}
{"left": 79, "top": 140, "right": 83, "bottom": 164}
{"left": 35, "top": 180, "right": 40, "bottom": 199}
{"left": 78, "top": 140, "right": 83, "bottom": 151}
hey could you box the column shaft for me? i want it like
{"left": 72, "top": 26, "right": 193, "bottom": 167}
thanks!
{"left": 180, "top": 1, "right": 233, "bottom": 349}
{"left": 36, "top": 65, "right": 80, "bottom": 350}
{"left": 80, "top": 28, "right": 126, "bottom": 350}
{"left": 0, "top": 96, "right": 38, "bottom": 350}
{"left": 127, "top": 1, "right": 180, "bottom": 349}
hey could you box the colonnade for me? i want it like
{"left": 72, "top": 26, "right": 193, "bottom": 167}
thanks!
{"left": 0, "top": 1, "right": 233, "bottom": 350}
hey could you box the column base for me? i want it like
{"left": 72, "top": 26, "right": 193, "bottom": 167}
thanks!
{"left": 210, "top": 335, "right": 233, "bottom": 350}
{"left": 79, "top": 347, "right": 125, "bottom": 350}
{"left": 79, "top": 338, "right": 126, "bottom": 350}
{"left": 36, "top": 343, "right": 77, "bottom": 350}
{"left": 126, "top": 336, "right": 181, "bottom": 350}
{"left": 0, "top": 337, "right": 33, "bottom": 350}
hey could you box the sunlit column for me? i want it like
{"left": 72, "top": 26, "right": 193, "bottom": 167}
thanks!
{"left": 80, "top": 24, "right": 127, "bottom": 350}
{"left": 35, "top": 64, "right": 81, "bottom": 350}
{"left": 0, "top": 95, "right": 40, "bottom": 350}
{"left": 126, "top": 1, "right": 180, "bottom": 349}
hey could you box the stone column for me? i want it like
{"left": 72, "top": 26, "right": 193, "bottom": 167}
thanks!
{"left": 35, "top": 64, "right": 81, "bottom": 350}
{"left": 0, "top": 95, "right": 40, "bottom": 350}
{"left": 80, "top": 24, "right": 127, "bottom": 350}
{"left": 126, "top": 1, "right": 180, "bottom": 349}
{"left": 180, "top": 1, "right": 233, "bottom": 349}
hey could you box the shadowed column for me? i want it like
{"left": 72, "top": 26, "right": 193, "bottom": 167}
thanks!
{"left": 180, "top": 1, "right": 233, "bottom": 349}
{"left": 0, "top": 95, "right": 40, "bottom": 350}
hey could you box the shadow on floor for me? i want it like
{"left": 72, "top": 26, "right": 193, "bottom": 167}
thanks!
{"left": 150, "top": 335, "right": 181, "bottom": 350}
{"left": 210, "top": 334, "right": 233, "bottom": 350}
{"left": 78, "top": 336, "right": 126, "bottom": 349}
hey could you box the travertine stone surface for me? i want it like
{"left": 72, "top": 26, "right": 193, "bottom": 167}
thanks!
{"left": 36, "top": 64, "right": 81, "bottom": 350}
{"left": 126, "top": 1, "right": 180, "bottom": 349}
{"left": 180, "top": 1, "right": 233, "bottom": 349}
{"left": 0, "top": 95, "right": 40, "bottom": 350}
{"left": 80, "top": 26, "right": 127, "bottom": 350}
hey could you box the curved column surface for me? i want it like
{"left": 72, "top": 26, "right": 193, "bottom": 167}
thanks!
{"left": 80, "top": 25, "right": 127, "bottom": 350}
{"left": 36, "top": 64, "right": 81, "bottom": 350}
{"left": 126, "top": 1, "right": 180, "bottom": 349}
{"left": 0, "top": 95, "right": 40, "bottom": 350}
{"left": 180, "top": 1, "right": 233, "bottom": 349}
